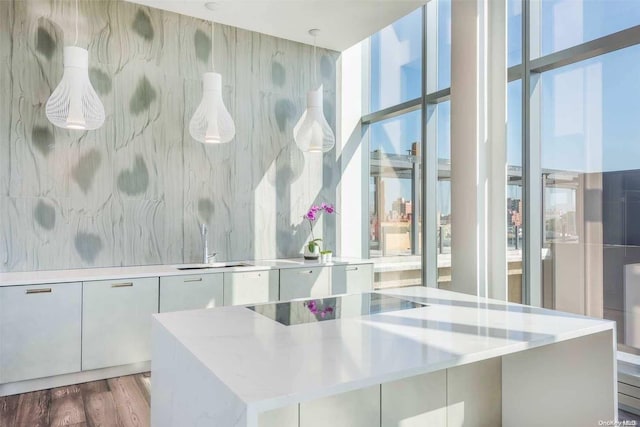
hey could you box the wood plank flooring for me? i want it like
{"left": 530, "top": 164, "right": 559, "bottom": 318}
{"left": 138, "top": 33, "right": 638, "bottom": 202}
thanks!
{"left": 1, "top": 372, "right": 639, "bottom": 426}
{"left": 0, "top": 373, "right": 150, "bottom": 427}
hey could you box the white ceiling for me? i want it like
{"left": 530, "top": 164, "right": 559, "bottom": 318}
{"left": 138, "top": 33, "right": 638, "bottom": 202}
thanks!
{"left": 126, "top": 0, "right": 427, "bottom": 51}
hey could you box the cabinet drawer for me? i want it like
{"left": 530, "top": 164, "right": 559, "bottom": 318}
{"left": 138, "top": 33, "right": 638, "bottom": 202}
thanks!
{"left": 160, "top": 274, "right": 223, "bottom": 312}
{"left": 82, "top": 277, "right": 159, "bottom": 371}
{"left": 279, "top": 267, "right": 330, "bottom": 301}
{"left": 331, "top": 264, "right": 373, "bottom": 295}
{"left": 0, "top": 282, "right": 82, "bottom": 384}
{"left": 224, "top": 270, "right": 278, "bottom": 306}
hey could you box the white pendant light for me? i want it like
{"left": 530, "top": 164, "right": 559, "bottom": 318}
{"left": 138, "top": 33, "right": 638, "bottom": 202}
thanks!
{"left": 293, "top": 29, "right": 335, "bottom": 153}
{"left": 189, "top": 21, "right": 235, "bottom": 144}
{"left": 46, "top": 0, "right": 105, "bottom": 130}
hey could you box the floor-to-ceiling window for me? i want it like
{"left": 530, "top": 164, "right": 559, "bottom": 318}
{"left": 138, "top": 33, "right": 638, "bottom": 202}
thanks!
{"left": 514, "top": 1, "right": 640, "bottom": 357}
{"left": 366, "top": 8, "right": 423, "bottom": 289}
{"left": 364, "top": 1, "right": 640, "bottom": 359}
{"left": 363, "top": 2, "right": 450, "bottom": 289}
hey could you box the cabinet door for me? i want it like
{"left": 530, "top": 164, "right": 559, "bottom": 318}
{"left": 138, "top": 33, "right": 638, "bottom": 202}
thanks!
{"left": 381, "top": 371, "right": 447, "bottom": 427}
{"left": 0, "top": 283, "right": 82, "bottom": 384}
{"left": 331, "top": 264, "right": 374, "bottom": 295}
{"left": 224, "top": 270, "right": 279, "bottom": 306}
{"left": 279, "top": 267, "right": 330, "bottom": 301}
{"left": 82, "top": 277, "right": 159, "bottom": 371}
{"left": 259, "top": 405, "right": 298, "bottom": 427}
{"left": 160, "top": 273, "right": 223, "bottom": 312}
{"left": 300, "top": 385, "right": 380, "bottom": 427}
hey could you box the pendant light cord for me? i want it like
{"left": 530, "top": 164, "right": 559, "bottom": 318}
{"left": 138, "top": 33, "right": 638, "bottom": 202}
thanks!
{"left": 211, "top": 21, "right": 215, "bottom": 72}
{"left": 313, "top": 34, "right": 317, "bottom": 87}
{"left": 74, "top": 0, "right": 79, "bottom": 46}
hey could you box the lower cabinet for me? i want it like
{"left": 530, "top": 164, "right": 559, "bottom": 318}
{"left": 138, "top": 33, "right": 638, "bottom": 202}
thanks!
{"left": 258, "top": 358, "right": 501, "bottom": 427}
{"left": 446, "top": 357, "right": 502, "bottom": 426}
{"left": 382, "top": 358, "right": 502, "bottom": 427}
{"left": 82, "top": 277, "right": 159, "bottom": 371}
{"left": 258, "top": 404, "right": 299, "bottom": 427}
{"left": 279, "top": 267, "right": 330, "bottom": 301}
{"left": 381, "top": 371, "right": 447, "bottom": 426}
{"left": 0, "top": 283, "right": 82, "bottom": 384}
{"left": 224, "top": 270, "right": 279, "bottom": 306}
{"left": 160, "top": 273, "right": 223, "bottom": 312}
{"left": 331, "top": 264, "right": 373, "bottom": 295}
{"left": 300, "top": 385, "right": 381, "bottom": 427}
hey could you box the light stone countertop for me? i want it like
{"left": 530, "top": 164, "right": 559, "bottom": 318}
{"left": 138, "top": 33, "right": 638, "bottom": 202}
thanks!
{"left": 0, "top": 257, "right": 372, "bottom": 287}
{"left": 151, "top": 285, "right": 615, "bottom": 414}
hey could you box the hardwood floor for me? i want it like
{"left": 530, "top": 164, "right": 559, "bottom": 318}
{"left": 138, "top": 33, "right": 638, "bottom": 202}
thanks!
{"left": 1, "top": 373, "right": 639, "bottom": 426}
{"left": 0, "top": 373, "right": 150, "bottom": 427}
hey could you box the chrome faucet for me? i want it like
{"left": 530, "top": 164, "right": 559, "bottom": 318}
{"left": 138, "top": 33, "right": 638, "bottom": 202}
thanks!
{"left": 200, "top": 223, "right": 216, "bottom": 264}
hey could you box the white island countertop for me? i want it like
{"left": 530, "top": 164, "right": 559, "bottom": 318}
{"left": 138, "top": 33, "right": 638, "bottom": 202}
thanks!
{"left": 0, "top": 257, "right": 371, "bottom": 287}
{"left": 151, "top": 285, "right": 616, "bottom": 420}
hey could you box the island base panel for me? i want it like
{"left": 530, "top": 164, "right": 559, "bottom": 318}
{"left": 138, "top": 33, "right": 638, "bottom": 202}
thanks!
{"left": 381, "top": 370, "right": 448, "bottom": 426}
{"left": 258, "top": 404, "right": 298, "bottom": 427}
{"left": 151, "top": 322, "right": 249, "bottom": 427}
{"left": 299, "top": 385, "right": 380, "bottom": 427}
{"left": 503, "top": 329, "right": 616, "bottom": 427}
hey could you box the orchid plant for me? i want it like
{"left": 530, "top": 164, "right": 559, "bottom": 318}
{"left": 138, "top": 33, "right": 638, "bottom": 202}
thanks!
{"left": 304, "top": 299, "right": 335, "bottom": 319}
{"left": 304, "top": 202, "right": 335, "bottom": 253}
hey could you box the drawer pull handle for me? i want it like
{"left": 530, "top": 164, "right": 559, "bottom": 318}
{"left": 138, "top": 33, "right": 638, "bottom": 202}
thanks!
{"left": 111, "top": 282, "right": 133, "bottom": 288}
{"left": 184, "top": 278, "right": 203, "bottom": 283}
{"left": 26, "top": 288, "right": 52, "bottom": 294}
{"left": 346, "top": 267, "right": 359, "bottom": 271}
{"left": 299, "top": 270, "right": 314, "bottom": 274}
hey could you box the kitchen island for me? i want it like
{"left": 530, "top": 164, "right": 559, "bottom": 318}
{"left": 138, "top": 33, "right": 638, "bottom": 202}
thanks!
{"left": 151, "top": 286, "right": 617, "bottom": 427}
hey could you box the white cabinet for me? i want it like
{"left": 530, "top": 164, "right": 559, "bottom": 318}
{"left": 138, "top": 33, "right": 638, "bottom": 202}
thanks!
{"left": 82, "top": 277, "right": 159, "bottom": 371}
{"left": 300, "top": 385, "right": 380, "bottom": 427}
{"left": 331, "top": 264, "right": 373, "bottom": 295}
{"left": 381, "top": 371, "right": 447, "bottom": 427}
{"left": 160, "top": 273, "right": 223, "bottom": 312}
{"left": 258, "top": 405, "right": 298, "bottom": 427}
{"left": 224, "top": 270, "right": 279, "bottom": 306}
{"left": 447, "top": 357, "right": 501, "bottom": 427}
{"left": 279, "top": 267, "right": 330, "bottom": 301}
{"left": 0, "top": 283, "right": 82, "bottom": 384}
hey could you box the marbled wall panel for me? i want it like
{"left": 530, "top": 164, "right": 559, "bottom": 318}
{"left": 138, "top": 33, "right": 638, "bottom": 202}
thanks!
{"left": 2, "top": 197, "right": 73, "bottom": 271}
{"left": 0, "top": 0, "right": 337, "bottom": 272}
{"left": 227, "top": 27, "right": 255, "bottom": 260}
{"left": 181, "top": 122, "right": 235, "bottom": 262}
{"left": 111, "top": 68, "right": 185, "bottom": 264}
{"left": 182, "top": 22, "right": 237, "bottom": 263}
{"left": 0, "top": 1, "right": 13, "bottom": 270}
{"left": 243, "top": 31, "right": 310, "bottom": 260}
{"left": 119, "top": 198, "right": 166, "bottom": 265}
{"left": 9, "top": 0, "right": 70, "bottom": 199}
{"left": 0, "top": 1, "right": 13, "bottom": 198}
{"left": 320, "top": 52, "right": 340, "bottom": 254}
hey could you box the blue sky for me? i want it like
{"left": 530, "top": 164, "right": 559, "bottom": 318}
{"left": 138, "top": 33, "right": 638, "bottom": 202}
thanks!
{"left": 368, "top": 0, "right": 640, "bottom": 215}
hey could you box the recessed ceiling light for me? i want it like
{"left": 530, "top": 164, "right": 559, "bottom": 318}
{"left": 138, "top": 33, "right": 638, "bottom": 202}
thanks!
{"left": 204, "top": 2, "right": 219, "bottom": 11}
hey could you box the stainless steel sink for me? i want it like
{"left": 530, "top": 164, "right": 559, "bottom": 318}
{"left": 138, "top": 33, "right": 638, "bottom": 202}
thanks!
{"left": 175, "top": 262, "right": 253, "bottom": 270}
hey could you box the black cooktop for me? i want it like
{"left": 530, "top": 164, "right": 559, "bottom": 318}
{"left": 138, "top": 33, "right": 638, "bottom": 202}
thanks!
{"left": 248, "top": 292, "right": 427, "bottom": 326}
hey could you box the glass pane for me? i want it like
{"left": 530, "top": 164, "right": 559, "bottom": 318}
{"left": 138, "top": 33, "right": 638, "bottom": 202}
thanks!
{"left": 507, "top": 80, "right": 523, "bottom": 303}
{"left": 539, "top": 44, "right": 640, "bottom": 353}
{"left": 508, "top": 0, "right": 522, "bottom": 67}
{"left": 370, "top": 8, "right": 423, "bottom": 112}
{"left": 436, "top": 101, "right": 451, "bottom": 287}
{"left": 437, "top": 0, "right": 451, "bottom": 90}
{"left": 369, "top": 110, "right": 422, "bottom": 288}
{"left": 538, "top": 0, "right": 640, "bottom": 57}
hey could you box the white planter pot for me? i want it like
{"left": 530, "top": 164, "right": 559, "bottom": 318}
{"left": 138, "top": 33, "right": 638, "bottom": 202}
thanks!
{"left": 304, "top": 244, "right": 320, "bottom": 260}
